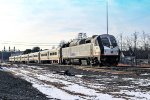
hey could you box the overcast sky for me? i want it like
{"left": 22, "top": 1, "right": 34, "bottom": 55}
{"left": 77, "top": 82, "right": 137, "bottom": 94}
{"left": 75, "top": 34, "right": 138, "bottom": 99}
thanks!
{"left": 0, "top": 0, "right": 150, "bottom": 51}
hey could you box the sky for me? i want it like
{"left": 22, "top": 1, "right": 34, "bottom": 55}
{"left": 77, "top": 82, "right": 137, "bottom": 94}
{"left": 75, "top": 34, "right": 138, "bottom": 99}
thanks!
{"left": 0, "top": 0, "right": 150, "bottom": 51}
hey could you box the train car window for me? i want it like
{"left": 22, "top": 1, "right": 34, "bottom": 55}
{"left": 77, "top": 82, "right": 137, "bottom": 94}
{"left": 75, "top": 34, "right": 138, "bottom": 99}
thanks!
{"left": 110, "top": 36, "right": 117, "bottom": 47}
{"left": 34, "top": 55, "right": 38, "bottom": 57}
{"left": 101, "top": 37, "right": 110, "bottom": 47}
{"left": 55, "top": 52, "right": 57, "bottom": 55}
{"left": 41, "top": 54, "right": 47, "bottom": 56}
{"left": 49, "top": 52, "right": 57, "bottom": 55}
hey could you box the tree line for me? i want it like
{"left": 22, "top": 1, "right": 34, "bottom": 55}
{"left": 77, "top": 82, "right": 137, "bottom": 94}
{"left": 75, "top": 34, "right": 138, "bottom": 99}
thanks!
{"left": 116, "top": 31, "right": 150, "bottom": 59}
{"left": 117, "top": 31, "right": 150, "bottom": 51}
{"left": 23, "top": 47, "right": 41, "bottom": 54}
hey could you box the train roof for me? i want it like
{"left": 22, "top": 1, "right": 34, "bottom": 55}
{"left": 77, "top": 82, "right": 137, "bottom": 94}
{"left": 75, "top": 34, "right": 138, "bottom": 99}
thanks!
{"left": 100, "top": 34, "right": 115, "bottom": 37}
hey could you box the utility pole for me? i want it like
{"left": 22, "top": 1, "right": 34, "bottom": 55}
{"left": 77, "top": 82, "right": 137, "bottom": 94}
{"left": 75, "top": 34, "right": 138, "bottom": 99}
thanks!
{"left": 9, "top": 46, "right": 10, "bottom": 52}
{"left": 4, "top": 46, "right": 5, "bottom": 51}
{"left": 133, "top": 31, "right": 138, "bottom": 65}
{"left": 1, "top": 50, "right": 3, "bottom": 63}
{"left": 14, "top": 46, "right": 15, "bottom": 52}
{"left": 106, "top": 0, "right": 109, "bottom": 35}
{"left": 120, "top": 33, "right": 123, "bottom": 51}
{"left": 120, "top": 33, "right": 123, "bottom": 63}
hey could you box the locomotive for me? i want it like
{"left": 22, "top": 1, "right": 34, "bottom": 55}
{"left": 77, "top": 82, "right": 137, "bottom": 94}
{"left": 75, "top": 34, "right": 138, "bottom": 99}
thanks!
{"left": 9, "top": 34, "right": 120, "bottom": 66}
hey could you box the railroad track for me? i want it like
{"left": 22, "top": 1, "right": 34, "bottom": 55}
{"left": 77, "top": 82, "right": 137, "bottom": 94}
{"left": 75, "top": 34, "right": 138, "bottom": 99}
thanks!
{"left": 3, "top": 63, "right": 150, "bottom": 99}
{"left": 21, "top": 63, "right": 150, "bottom": 76}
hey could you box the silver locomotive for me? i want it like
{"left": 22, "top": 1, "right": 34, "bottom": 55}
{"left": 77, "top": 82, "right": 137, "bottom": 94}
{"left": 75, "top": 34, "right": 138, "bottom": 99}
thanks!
{"left": 61, "top": 34, "right": 120, "bottom": 66}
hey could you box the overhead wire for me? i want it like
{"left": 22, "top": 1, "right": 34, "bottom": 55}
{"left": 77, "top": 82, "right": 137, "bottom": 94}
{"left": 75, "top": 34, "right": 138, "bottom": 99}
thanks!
{"left": 0, "top": 40, "right": 59, "bottom": 46}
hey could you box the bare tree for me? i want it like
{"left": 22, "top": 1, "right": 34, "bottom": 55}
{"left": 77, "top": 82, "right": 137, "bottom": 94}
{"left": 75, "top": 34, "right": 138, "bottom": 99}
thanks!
{"left": 141, "top": 31, "right": 147, "bottom": 50}
{"left": 125, "top": 36, "right": 133, "bottom": 50}
{"left": 133, "top": 32, "right": 138, "bottom": 52}
{"left": 147, "top": 34, "right": 150, "bottom": 50}
{"left": 23, "top": 49, "right": 32, "bottom": 54}
{"left": 132, "top": 32, "right": 139, "bottom": 65}
{"left": 120, "top": 33, "right": 123, "bottom": 51}
{"left": 32, "top": 47, "right": 40, "bottom": 52}
{"left": 116, "top": 33, "right": 124, "bottom": 50}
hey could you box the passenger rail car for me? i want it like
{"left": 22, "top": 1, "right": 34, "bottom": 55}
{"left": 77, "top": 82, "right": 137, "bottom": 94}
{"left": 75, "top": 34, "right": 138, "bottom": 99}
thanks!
{"left": 9, "top": 34, "right": 120, "bottom": 66}
{"left": 40, "top": 49, "right": 60, "bottom": 63}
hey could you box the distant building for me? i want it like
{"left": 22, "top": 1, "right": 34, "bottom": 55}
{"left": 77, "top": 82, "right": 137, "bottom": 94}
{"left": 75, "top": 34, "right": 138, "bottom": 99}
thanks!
{"left": 0, "top": 51, "right": 11, "bottom": 62}
{"left": 0, "top": 50, "right": 23, "bottom": 62}
{"left": 121, "top": 49, "right": 150, "bottom": 65}
{"left": 121, "top": 50, "right": 135, "bottom": 65}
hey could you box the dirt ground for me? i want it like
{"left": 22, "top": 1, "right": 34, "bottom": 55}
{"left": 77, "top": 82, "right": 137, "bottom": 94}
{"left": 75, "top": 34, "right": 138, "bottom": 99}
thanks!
{"left": 37, "top": 64, "right": 150, "bottom": 99}
{"left": 0, "top": 70, "right": 49, "bottom": 100}
{"left": 1, "top": 64, "right": 150, "bottom": 99}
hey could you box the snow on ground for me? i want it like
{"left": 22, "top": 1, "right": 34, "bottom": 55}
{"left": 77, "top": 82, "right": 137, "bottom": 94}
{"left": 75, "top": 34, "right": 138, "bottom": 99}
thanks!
{"left": 120, "top": 90, "right": 150, "bottom": 100}
{"left": 1, "top": 65, "right": 150, "bottom": 100}
{"left": 1, "top": 65, "right": 120, "bottom": 100}
{"left": 123, "top": 77, "right": 150, "bottom": 86}
{"left": 2, "top": 67, "right": 81, "bottom": 100}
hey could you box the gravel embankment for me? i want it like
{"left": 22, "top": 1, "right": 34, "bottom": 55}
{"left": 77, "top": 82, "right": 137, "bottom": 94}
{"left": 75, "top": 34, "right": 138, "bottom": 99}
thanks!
{"left": 0, "top": 70, "right": 49, "bottom": 100}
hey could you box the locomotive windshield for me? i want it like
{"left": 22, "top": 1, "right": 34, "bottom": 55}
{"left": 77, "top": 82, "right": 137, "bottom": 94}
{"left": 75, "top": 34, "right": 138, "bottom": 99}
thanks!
{"left": 99, "top": 35, "right": 118, "bottom": 47}
{"left": 101, "top": 37, "right": 110, "bottom": 47}
{"left": 109, "top": 36, "right": 117, "bottom": 47}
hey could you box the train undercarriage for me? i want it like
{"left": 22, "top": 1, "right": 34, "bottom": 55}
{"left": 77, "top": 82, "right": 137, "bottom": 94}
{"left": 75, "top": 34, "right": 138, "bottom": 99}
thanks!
{"left": 62, "top": 55, "right": 120, "bottom": 66}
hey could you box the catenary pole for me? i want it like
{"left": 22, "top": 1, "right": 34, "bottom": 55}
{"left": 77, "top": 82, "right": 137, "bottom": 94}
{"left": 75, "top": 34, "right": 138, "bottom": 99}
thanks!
{"left": 106, "top": 0, "right": 109, "bottom": 35}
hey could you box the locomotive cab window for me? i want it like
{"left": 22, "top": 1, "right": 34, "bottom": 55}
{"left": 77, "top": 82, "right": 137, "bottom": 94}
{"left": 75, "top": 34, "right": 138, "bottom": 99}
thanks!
{"left": 110, "top": 36, "right": 117, "bottom": 47}
{"left": 101, "top": 37, "right": 110, "bottom": 47}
